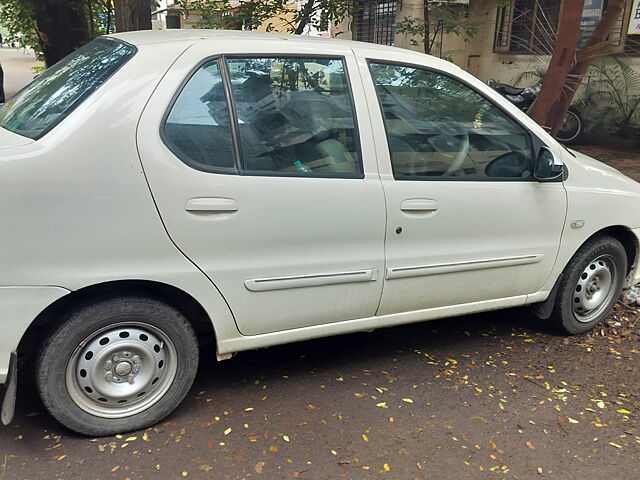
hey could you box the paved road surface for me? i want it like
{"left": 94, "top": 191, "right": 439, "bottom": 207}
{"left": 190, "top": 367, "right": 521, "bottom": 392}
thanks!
{"left": 0, "top": 47, "right": 41, "bottom": 99}
{"left": 0, "top": 305, "right": 638, "bottom": 480}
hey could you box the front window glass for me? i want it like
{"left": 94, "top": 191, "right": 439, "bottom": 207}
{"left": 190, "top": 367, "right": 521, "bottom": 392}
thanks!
{"left": 226, "top": 57, "right": 362, "bottom": 176}
{"left": 369, "top": 62, "right": 534, "bottom": 180}
{"left": 0, "top": 38, "right": 136, "bottom": 140}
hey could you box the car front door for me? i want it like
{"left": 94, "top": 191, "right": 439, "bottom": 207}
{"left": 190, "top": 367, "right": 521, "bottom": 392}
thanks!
{"left": 137, "top": 42, "right": 386, "bottom": 336}
{"left": 354, "top": 49, "right": 567, "bottom": 316}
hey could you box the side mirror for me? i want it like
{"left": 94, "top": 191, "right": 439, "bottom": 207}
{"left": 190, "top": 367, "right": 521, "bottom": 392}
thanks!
{"left": 534, "top": 146, "right": 564, "bottom": 181}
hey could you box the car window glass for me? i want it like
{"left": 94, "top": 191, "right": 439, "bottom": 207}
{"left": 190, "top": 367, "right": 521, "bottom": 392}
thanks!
{"left": 164, "top": 60, "right": 235, "bottom": 170}
{"left": 369, "top": 62, "right": 534, "bottom": 180}
{"left": 226, "top": 57, "right": 361, "bottom": 176}
{"left": 0, "top": 38, "right": 135, "bottom": 140}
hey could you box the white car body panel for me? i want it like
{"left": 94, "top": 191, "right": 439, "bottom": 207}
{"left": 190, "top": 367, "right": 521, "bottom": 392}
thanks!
{"left": 137, "top": 39, "right": 386, "bottom": 336}
{"left": 0, "top": 30, "right": 639, "bottom": 384}
{"left": 0, "top": 287, "right": 70, "bottom": 382}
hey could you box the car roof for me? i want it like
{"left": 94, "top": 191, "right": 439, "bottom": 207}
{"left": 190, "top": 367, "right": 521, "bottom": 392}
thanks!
{"left": 107, "top": 29, "right": 400, "bottom": 53}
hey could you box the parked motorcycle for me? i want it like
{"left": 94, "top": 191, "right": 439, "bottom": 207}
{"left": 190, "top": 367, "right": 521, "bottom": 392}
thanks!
{"left": 488, "top": 80, "right": 583, "bottom": 144}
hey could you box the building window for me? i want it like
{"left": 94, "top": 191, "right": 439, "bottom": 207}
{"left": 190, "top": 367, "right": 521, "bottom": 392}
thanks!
{"left": 353, "top": 1, "right": 397, "bottom": 46}
{"left": 494, "top": 0, "right": 561, "bottom": 54}
{"left": 625, "top": 33, "right": 640, "bottom": 55}
{"left": 495, "top": 0, "right": 630, "bottom": 55}
{"left": 166, "top": 14, "right": 181, "bottom": 29}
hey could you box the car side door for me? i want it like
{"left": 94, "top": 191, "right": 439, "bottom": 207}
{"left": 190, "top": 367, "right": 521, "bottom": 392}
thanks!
{"left": 354, "top": 48, "right": 568, "bottom": 316}
{"left": 137, "top": 41, "right": 386, "bottom": 336}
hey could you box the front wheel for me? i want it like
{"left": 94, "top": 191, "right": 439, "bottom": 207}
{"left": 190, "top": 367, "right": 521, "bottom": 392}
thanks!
{"left": 37, "top": 297, "right": 199, "bottom": 436}
{"left": 550, "top": 236, "right": 627, "bottom": 334}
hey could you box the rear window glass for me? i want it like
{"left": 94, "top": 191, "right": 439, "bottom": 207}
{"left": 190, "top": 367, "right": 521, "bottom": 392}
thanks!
{"left": 0, "top": 37, "right": 136, "bottom": 140}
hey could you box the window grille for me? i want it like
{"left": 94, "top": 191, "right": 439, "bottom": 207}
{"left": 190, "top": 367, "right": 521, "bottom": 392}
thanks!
{"left": 353, "top": 1, "right": 397, "bottom": 46}
{"left": 494, "top": 0, "right": 561, "bottom": 54}
{"left": 495, "top": 0, "right": 629, "bottom": 55}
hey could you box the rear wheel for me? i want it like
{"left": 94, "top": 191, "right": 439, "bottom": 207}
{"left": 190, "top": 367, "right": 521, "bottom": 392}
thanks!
{"left": 37, "top": 297, "right": 199, "bottom": 436}
{"left": 550, "top": 236, "right": 626, "bottom": 334}
{"left": 555, "top": 108, "right": 583, "bottom": 144}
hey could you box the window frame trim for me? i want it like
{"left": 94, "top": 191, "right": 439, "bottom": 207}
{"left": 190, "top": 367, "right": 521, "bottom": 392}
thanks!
{"left": 160, "top": 53, "right": 366, "bottom": 180}
{"left": 366, "top": 58, "right": 549, "bottom": 183}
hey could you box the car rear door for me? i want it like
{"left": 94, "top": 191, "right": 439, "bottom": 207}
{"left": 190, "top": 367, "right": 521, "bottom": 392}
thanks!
{"left": 137, "top": 39, "right": 386, "bottom": 336}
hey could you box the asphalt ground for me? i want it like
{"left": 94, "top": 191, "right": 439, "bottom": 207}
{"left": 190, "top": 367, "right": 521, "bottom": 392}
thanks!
{"left": 0, "top": 302, "right": 639, "bottom": 480}
{"left": 0, "top": 46, "right": 41, "bottom": 99}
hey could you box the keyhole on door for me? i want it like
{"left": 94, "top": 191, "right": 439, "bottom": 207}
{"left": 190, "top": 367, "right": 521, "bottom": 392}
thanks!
{"left": 395, "top": 226, "right": 403, "bottom": 235}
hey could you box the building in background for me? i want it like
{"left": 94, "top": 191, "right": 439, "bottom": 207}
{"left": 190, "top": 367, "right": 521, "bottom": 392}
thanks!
{"left": 335, "top": 0, "right": 640, "bottom": 84}
{"left": 148, "top": 0, "right": 640, "bottom": 85}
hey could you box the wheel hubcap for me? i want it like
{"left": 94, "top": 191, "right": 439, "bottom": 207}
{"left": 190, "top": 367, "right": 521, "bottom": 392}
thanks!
{"left": 66, "top": 323, "right": 177, "bottom": 419}
{"left": 573, "top": 255, "right": 617, "bottom": 323}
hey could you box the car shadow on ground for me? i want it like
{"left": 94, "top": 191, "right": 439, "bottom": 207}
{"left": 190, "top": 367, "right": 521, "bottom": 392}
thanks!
{"left": 9, "top": 305, "right": 549, "bottom": 437}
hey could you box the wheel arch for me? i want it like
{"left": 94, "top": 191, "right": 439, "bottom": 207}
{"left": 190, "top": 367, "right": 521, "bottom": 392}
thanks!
{"left": 595, "top": 225, "right": 638, "bottom": 282}
{"left": 533, "top": 225, "right": 637, "bottom": 320}
{"left": 18, "top": 280, "right": 217, "bottom": 360}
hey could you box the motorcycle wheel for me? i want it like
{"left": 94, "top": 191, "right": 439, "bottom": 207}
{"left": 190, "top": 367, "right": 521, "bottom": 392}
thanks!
{"left": 555, "top": 108, "right": 583, "bottom": 144}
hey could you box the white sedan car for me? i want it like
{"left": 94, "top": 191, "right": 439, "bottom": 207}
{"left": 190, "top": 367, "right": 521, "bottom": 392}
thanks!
{"left": 0, "top": 31, "right": 638, "bottom": 436}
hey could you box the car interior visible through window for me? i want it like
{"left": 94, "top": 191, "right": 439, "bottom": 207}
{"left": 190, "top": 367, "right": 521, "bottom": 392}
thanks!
{"left": 369, "top": 62, "right": 534, "bottom": 180}
{"left": 227, "top": 57, "right": 362, "bottom": 176}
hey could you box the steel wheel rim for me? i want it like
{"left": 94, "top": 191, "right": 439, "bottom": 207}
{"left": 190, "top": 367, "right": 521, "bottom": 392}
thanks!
{"left": 572, "top": 255, "right": 617, "bottom": 323}
{"left": 556, "top": 111, "right": 581, "bottom": 142}
{"left": 65, "top": 322, "right": 178, "bottom": 419}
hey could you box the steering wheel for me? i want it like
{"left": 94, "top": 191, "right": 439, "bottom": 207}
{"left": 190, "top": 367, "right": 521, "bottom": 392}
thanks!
{"left": 428, "top": 132, "right": 470, "bottom": 176}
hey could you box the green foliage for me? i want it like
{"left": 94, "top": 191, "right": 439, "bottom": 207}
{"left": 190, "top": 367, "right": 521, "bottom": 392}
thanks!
{"left": 574, "top": 58, "right": 640, "bottom": 138}
{"left": 0, "top": 0, "right": 114, "bottom": 60}
{"left": 236, "top": 0, "right": 356, "bottom": 34}
{"left": 177, "top": 0, "right": 372, "bottom": 35}
{"left": 175, "top": 0, "right": 231, "bottom": 29}
{"left": 0, "top": 0, "right": 39, "bottom": 52}
{"left": 394, "top": 1, "right": 481, "bottom": 57}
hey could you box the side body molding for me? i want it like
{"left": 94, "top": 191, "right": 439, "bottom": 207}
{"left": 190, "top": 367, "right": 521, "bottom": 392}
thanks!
{"left": 386, "top": 254, "right": 544, "bottom": 280}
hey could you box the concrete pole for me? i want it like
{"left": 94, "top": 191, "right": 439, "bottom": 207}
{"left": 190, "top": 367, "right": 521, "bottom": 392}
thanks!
{"left": 395, "top": 0, "right": 426, "bottom": 52}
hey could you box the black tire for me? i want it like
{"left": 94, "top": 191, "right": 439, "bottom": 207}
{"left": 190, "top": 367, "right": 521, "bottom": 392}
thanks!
{"left": 554, "top": 107, "right": 583, "bottom": 144}
{"left": 550, "top": 236, "right": 627, "bottom": 335}
{"left": 36, "top": 297, "right": 199, "bottom": 436}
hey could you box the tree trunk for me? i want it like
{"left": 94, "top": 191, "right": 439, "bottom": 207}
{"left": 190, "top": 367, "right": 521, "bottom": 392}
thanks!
{"left": 114, "top": 0, "right": 152, "bottom": 32}
{"left": 294, "top": 0, "right": 316, "bottom": 35}
{"left": 527, "top": 0, "right": 585, "bottom": 132}
{"left": 423, "top": 0, "right": 430, "bottom": 54}
{"left": 548, "top": 0, "right": 627, "bottom": 135}
{"left": 529, "top": 0, "right": 627, "bottom": 136}
{"left": 0, "top": 63, "right": 5, "bottom": 103}
{"left": 30, "top": 0, "right": 91, "bottom": 67}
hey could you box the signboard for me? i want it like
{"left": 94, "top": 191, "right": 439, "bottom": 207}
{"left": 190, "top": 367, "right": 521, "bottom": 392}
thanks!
{"left": 629, "top": 0, "right": 640, "bottom": 35}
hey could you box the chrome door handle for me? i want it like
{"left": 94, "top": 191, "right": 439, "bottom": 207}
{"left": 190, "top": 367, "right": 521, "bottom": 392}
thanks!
{"left": 186, "top": 197, "right": 238, "bottom": 213}
{"left": 400, "top": 199, "right": 438, "bottom": 213}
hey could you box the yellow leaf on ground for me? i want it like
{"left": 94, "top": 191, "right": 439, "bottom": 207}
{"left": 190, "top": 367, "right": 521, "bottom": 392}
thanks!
{"left": 402, "top": 398, "right": 414, "bottom": 404}
{"left": 223, "top": 428, "right": 232, "bottom": 435}
{"left": 383, "top": 463, "right": 390, "bottom": 472}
